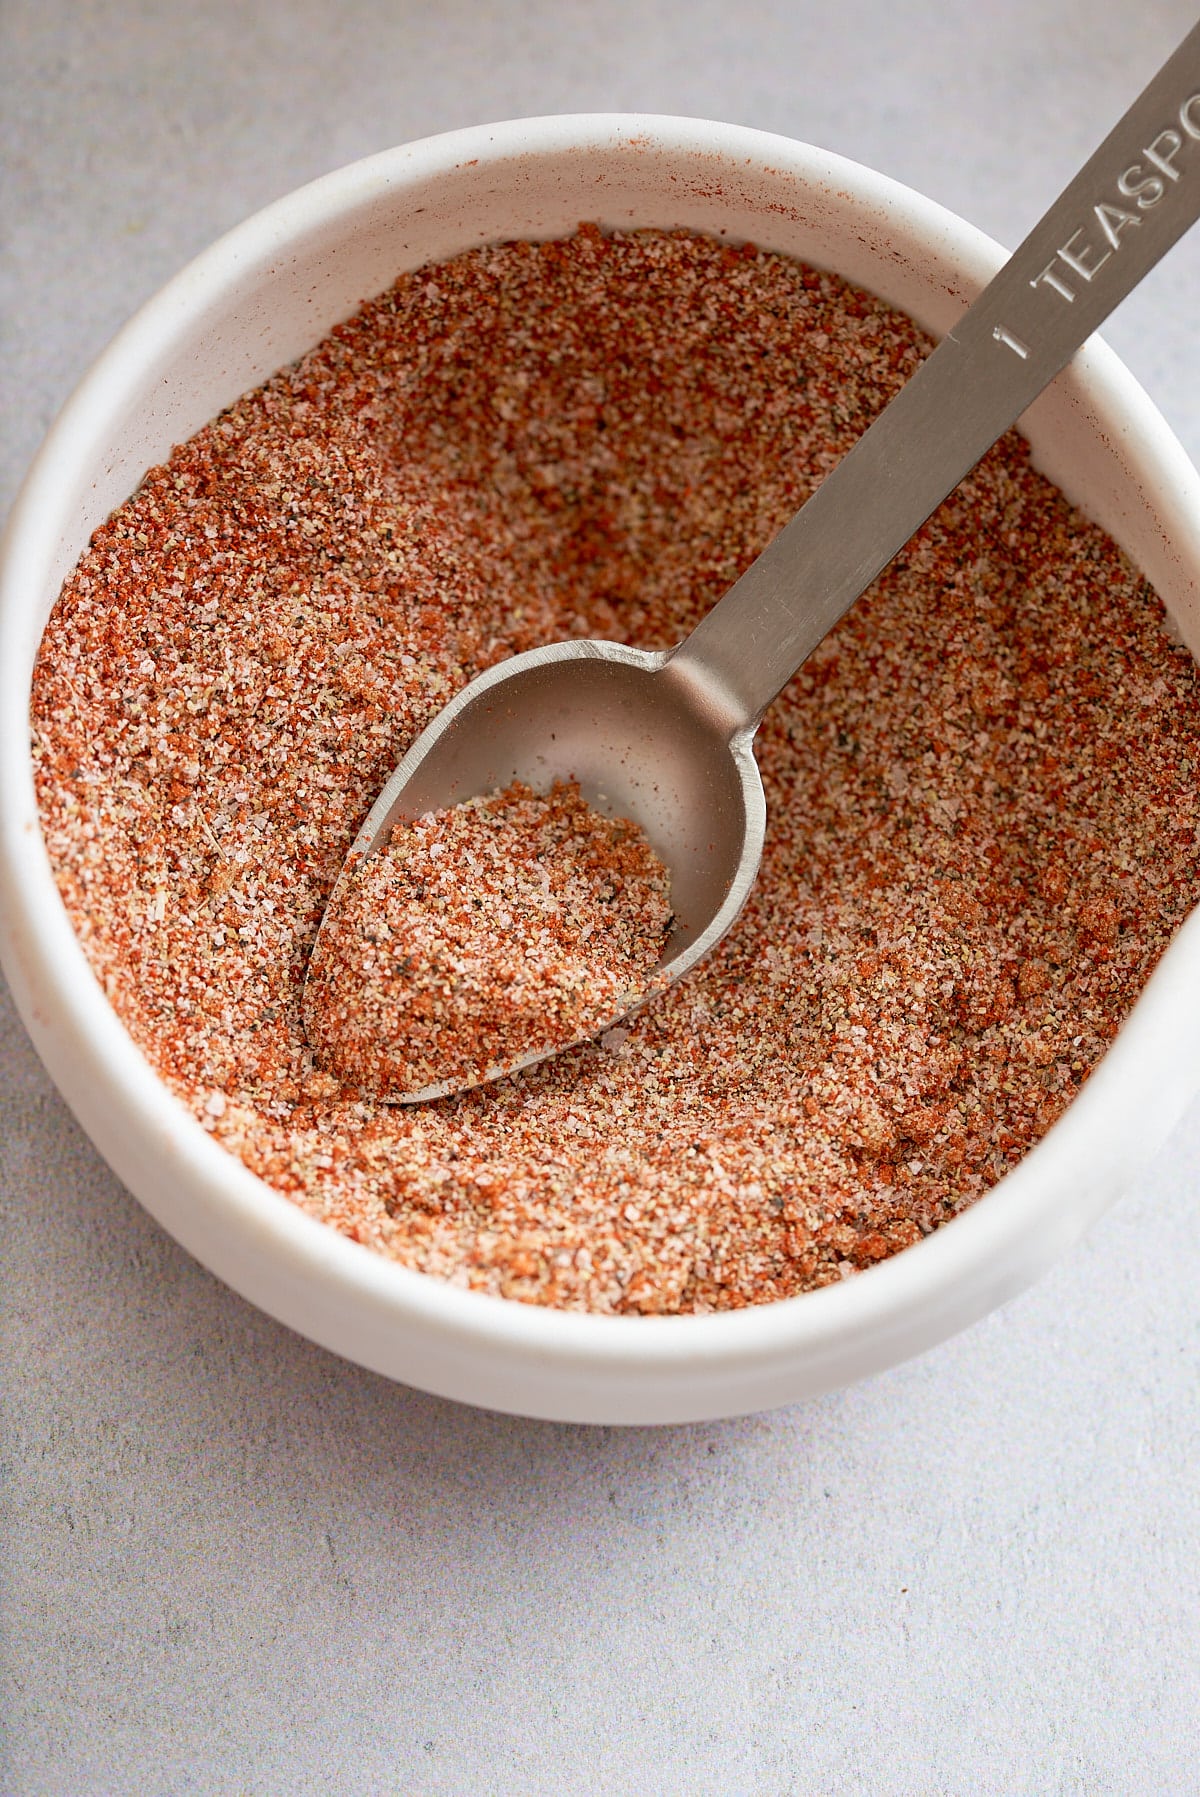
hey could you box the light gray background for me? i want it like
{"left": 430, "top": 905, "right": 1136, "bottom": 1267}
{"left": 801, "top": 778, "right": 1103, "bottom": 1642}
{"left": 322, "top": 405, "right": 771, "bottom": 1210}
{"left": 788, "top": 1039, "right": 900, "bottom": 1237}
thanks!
{"left": 3, "top": 2, "right": 1199, "bottom": 1791}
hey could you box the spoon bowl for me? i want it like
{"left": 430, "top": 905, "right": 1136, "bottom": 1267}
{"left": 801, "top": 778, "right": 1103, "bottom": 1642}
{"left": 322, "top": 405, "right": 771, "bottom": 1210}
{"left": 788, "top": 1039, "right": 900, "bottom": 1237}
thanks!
{"left": 310, "top": 639, "right": 765, "bottom": 1099}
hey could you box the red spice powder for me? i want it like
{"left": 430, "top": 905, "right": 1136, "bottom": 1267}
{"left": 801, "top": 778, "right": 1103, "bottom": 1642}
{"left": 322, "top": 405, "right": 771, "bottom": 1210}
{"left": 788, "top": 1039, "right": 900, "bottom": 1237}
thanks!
{"left": 30, "top": 225, "right": 1200, "bottom": 1313}
{"left": 303, "top": 778, "right": 672, "bottom": 1097}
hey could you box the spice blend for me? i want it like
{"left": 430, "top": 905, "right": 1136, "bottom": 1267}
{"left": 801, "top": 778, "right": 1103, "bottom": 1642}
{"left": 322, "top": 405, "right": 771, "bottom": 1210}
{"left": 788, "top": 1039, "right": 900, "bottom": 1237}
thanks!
{"left": 31, "top": 226, "right": 1200, "bottom": 1313}
{"left": 303, "top": 778, "right": 672, "bottom": 1098}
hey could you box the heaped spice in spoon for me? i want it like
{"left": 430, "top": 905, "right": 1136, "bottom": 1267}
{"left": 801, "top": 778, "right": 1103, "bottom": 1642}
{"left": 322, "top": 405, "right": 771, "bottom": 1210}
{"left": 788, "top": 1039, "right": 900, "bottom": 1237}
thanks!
{"left": 31, "top": 225, "right": 1200, "bottom": 1312}
{"left": 304, "top": 778, "right": 672, "bottom": 1097}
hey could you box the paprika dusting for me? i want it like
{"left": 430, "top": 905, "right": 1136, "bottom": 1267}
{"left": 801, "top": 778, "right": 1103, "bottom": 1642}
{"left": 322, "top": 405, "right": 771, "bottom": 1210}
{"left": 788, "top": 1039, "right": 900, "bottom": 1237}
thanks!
{"left": 30, "top": 225, "right": 1200, "bottom": 1313}
{"left": 303, "top": 779, "right": 672, "bottom": 1098}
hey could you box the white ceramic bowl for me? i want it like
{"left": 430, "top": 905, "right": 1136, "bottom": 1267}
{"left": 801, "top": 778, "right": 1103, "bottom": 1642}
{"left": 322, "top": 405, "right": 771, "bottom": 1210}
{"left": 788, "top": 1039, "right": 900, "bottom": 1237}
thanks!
{"left": 5, "top": 116, "right": 1200, "bottom": 1425}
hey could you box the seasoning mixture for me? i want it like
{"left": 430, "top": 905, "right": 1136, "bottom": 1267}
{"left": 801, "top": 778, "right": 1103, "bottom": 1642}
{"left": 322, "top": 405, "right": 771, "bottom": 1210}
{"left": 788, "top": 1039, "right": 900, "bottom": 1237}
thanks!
{"left": 303, "top": 778, "right": 672, "bottom": 1098}
{"left": 32, "top": 226, "right": 1200, "bottom": 1313}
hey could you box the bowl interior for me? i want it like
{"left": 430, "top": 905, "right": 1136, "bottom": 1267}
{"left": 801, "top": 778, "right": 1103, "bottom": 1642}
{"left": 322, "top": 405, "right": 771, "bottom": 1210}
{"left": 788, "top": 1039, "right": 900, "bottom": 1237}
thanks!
{"left": 5, "top": 117, "right": 1200, "bottom": 1423}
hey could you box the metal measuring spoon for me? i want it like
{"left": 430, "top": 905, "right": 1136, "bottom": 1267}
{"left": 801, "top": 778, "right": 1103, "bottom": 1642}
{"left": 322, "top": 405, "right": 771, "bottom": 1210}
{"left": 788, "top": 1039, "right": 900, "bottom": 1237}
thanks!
{"left": 306, "top": 24, "right": 1200, "bottom": 1103}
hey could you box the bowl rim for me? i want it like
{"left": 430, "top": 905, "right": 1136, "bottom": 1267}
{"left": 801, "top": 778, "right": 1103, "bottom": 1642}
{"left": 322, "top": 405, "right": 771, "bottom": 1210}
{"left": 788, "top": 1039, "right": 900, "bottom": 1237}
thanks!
{"left": 5, "top": 111, "right": 1200, "bottom": 1413}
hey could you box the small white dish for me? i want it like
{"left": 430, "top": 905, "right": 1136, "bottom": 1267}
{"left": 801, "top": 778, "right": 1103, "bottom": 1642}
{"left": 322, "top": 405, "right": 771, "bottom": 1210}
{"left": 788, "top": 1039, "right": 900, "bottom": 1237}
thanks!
{"left": 4, "top": 116, "right": 1200, "bottom": 1424}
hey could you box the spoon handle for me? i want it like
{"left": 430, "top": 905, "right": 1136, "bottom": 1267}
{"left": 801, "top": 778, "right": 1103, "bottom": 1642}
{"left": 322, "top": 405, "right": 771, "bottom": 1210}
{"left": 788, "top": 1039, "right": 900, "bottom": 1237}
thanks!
{"left": 670, "top": 21, "right": 1200, "bottom": 734}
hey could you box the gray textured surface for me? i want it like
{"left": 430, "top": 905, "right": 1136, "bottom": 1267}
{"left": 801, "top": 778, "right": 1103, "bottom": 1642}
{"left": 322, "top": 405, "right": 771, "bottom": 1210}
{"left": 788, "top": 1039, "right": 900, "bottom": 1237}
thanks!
{"left": 3, "top": 1, "right": 1200, "bottom": 1791}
